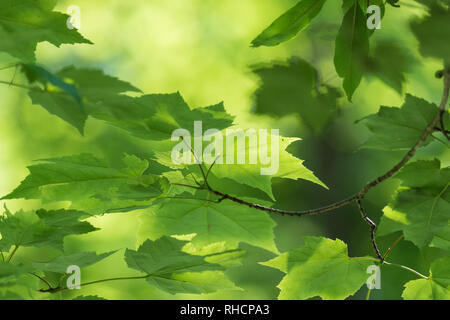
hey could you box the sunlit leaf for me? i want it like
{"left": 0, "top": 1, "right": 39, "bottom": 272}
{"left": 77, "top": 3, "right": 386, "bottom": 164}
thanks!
{"left": 402, "top": 257, "right": 450, "bottom": 300}
{"left": 0, "top": 208, "right": 97, "bottom": 251}
{"left": 251, "top": 0, "right": 327, "bottom": 47}
{"left": 125, "top": 237, "right": 238, "bottom": 294}
{"left": 360, "top": 95, "right": 449, "bottom": 150}
{"left": 261, "top": 237, "right": 374, "bottom": 300}
{"left": 138, "top": 195, "right": 278, "bottom": 253}
{"left": 0, "top": 0, "right": 91, "bottom": 62}
{"left": 378, "top": 160, "right": 450, "bottom": 248}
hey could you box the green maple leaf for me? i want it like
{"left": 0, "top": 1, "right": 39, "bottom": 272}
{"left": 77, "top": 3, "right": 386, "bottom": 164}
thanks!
{"left": 57, "top": 66, "right": 141, "bottom": 99}
{"left": 2, "top": 154, "right": 169, "bottom": 214}
{"left": 0, "top": 0, "right": 92, "bottom": 62}
{"left": 0, "top": 262, "right": 32, "bottom": 286}
{"left": 125, "top": 237, "right": 238, "bottom": 294}
{"left": 361, "top": 94, "right": 449, "bottom": 150}
{"left": 261, "top": 237, "right": 374, "bottom": 300}
{"left": 251, "top": 0, "right": 327, "bottom": 47}
{"left": 32, "top": 251, "right": 116, "bottom": 273}
{"left": 27, "top": 90, "right": 87, "bottom": 135}
{"left": 40, "top": 66, "right": 234, "bottom": 139}
{"left": 22, "top": 64, "right": 81, "bottom": 103}
{"left": 402, "top": 257, "right": 450, "bottom": 300}
{"left": 252, "top": 57, "right": 341, "bottom": 135}
{"left": 23, "top": 65, "right": 140, "bottom": 134}
{"left": 378, "top": 160, "right": 450, "bottom": 248}
{"left": 21, "top": 64, "right": 86, "bottom": 134}
{"left": 410, "top": 1, "right": 450, "bottom": 64}
{"left": 210, "top": 134, "right": 327, "bottom": 199}
{"left": 91, "top": 94, "right": 234, "bottom": 141}
{"left": 0, "top": 208, "right": 97, "bottom": 251}
{"left": 155, "top": 131, "right": 326, "bottom": 200}
{"left": 138, "top": 194, "right": 278, "bottom": 253}
{"left": 430, "top": 225, "right": 450, "bottom": 251}
{"left": 334, "top": 3, "right": 370, "bottom": 101}
{"left": 364, "top": 40, "right": 416, "bottom": 94}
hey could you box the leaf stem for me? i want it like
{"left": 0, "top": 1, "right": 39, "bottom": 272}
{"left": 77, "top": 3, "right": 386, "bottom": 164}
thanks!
{"left": 170, "top": 69, "right": 450, "bottom": 264}
{"left": 382, "top": 261, "right": 428, "bottom": 280}
{"left": 40, "top": 274, "right": 151, "bottom": 293}
{"left": 0, "top": 80, "right": 35, "bottom": 90}
{"left": 0, "top": 63, "right": 19, "bottom": 71}
{"left": 28, "top": 272, "right": 53, "bottom": 290}
{"left": 6, "top": 245, "right": 19, "bottom": 263}
{"left": 382, "top": 235, "right": 404, "bottom": 261}
{"left": 366, "top": 287, "right": 372, "bottom": 300}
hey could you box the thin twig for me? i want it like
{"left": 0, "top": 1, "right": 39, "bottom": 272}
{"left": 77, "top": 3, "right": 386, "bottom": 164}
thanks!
{"left": 39, "top": 274, "right": 152, "bottom": 293}
{"left": 356, "top": 199, "right": 383, "bottom": 260}
{"left": 0, "top": 80, "right": 35, "bottom": 90}
{"left": 0, "top": 63, "right": 19, "bottom": 71}
{"left": 436, "top": 119, "right": 450, "bottom": 140}
{"left": 172, "top": 69, "right": 450, "bottom": 261}
{"left": 433, "top": 126, "right": 450, "bottom": 135}
{"left": 28, "top": 272, "right": 53, "bottom": 291}
{"left": 383, "top": 234, "right": 404, "bottom": 261}
{"left": 181, "top": 137, "right": 209, "bottom": 187}
{"left": 8, "top": 65, "right": 18, "bottom": 87}
{"left": 211, "top": 189, "right": 358, "bottom": 217}
{"left": 358, "top": 71, "right": 450, "bottom": 199}
{"left": 382, "top": 261, "right": 428, "bottom": 279}
{"left": 6, "top": 245, "right": 19, "bottom": 263}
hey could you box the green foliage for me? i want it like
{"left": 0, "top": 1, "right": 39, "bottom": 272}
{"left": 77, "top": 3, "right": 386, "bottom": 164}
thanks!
{"left": 378, "top": 160, "right": 450, "bottom": 248}
{"left": 20, "top": 63, "right": 85, "bottom": 134}
{"left": 2, "top": 154, "right": 169, "bottom": 214}
{"left": 0, "top": 208, "right": 97, "bottom": 251}
{"left": 0, "top": 0, "right": 449, "bottom": 301}
{"left": 251, "top": 0, "right": 327, "bottom": 47}
{"left": 21, "top": 64, "right": 81, "bottom": 103}
{"left": 191, "top": 134, "right": 328, "bottom": 199}
{"left": 0, "top": 0, "right": 91, "bottom": 62}
{"left": 410, "top": 1, "right": 450, "bottom": 63}
{"left": 252, "top": 57, "right": 341, "bottom": 134}
{"left": 364, "top": 40, "right": 416, "bottom": 94}
{"left": 0, "top": 262, "right": 32, "bottom": 285}
{"left": 139, "top": 195, "right": 278, "bottom": 253}
{"left": 431, "top": 226, "right": 450, "bottom": 251}
{"left": 360, "top": 95, "right": 449, "bottom": 150}
{"left": 125, "top": 237, "right": 239, "bottom": 294}
{"left": 261, "top": 237, "right": 374, "bottom": 300}
{"left": 334, "top": 4, "right": 369, "bottom": 101}
{"left": 402, "top": 257, "right": 450, "bottom": 300}
{"left": 32, "top": 251, "right": 116, "bottom": 273}
{"left": 0, "top": 291, "right": 24, "bottom": 300}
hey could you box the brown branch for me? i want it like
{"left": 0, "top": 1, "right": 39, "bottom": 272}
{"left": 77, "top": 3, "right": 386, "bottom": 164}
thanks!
{"left": 210, "top": 188, "right": 358, "bottom": 217}
{"left": 433, "top": 126, "right": 450, "bottom": 135}
{"left": 358, "top": 70, "right": 450, "bottom": 199}
{"left": 28, "top": 272, "right": 53, "bottom": 291}
{"left": 356, "top": 199, "right": 383, "bottom": 260}
{"left": 173, "top": 69, "right": 450, "bottom": 260}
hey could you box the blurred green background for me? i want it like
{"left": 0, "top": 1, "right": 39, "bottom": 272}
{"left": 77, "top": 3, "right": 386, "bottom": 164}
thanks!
{"left": 0, "top": 0, "right": 448, "bottom": 299}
